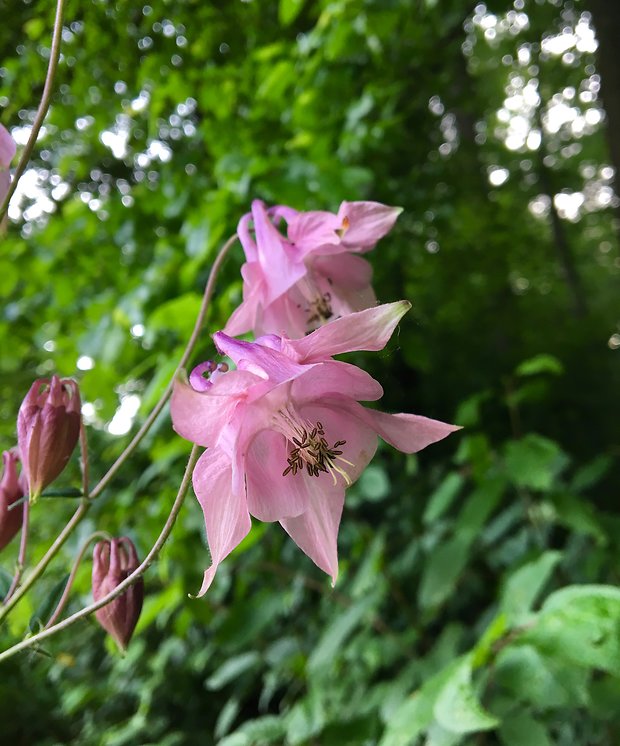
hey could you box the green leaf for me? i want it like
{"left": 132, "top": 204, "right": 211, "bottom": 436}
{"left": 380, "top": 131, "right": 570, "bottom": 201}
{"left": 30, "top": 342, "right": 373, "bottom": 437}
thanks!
{"left": 503, "top": 434, "right": 569, "bottom": 491}
{"left": 206, "top": 652, "right": 261, "bottom": 690}
{"left": 308, "top": 592, "right": 378, "bottom": 674}
{"left": 29, "top": 574, "right": 70, "bottom": 632}
{"left": 418, "top": 536, "right": 470, "bottom": 612}
{"left": 358, "top": 465, "right": 390, "bottom": 502}
{"left": 515, "top": 354, "right": 564, "bottom": 377}
{"left": 433, "top": 655, "right": 499, "bottom": 734}
{"left": 521, "top": 585, "right": 620, "bottom": 675}
{"left": 570, "top": 454, "right": 614, "bottom": 492}
{"left": 147, "top": 293, "right": 204, "bottom": 338}
{"left": 423, "top": 472, "right": 464, "bottom": 525}
{"left": 379, "top": 659, "right": 462, "bottom": 746}
{"left": 499, "top": 712, "right": 552, "bottom": 746}
{"left": 500, "top": 551, "right": 562, "bottom": 624}
{"left": 278, "top": 0, "right": 305, "bottom": 26}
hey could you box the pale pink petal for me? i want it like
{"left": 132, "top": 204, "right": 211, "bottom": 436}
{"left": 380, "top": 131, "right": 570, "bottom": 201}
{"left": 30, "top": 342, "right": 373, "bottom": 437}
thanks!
{"left": 223, "top": 263, "right": 264, "bottom": 337}
{"left": 280, "top": 478, "right": 345, "bottom": 584}
{"left": 292, "top": 361, "right": 383, "bottom": 403}
{"left": 0, "top": 125, "right": 16, "bottom": 170}
{"left": 313, "top": 253, "right": 373, "bottom": 290}
{"left": 287, "top": 210, "right": 342, "bottom": 251}
{"left": 312, "top": 253, "right": 376, "bottom": 316}
{"left": 192, "top": 448, "right": 251, "bottom": 596}
{"left": 252, "top": 200, "right": 306, "bottom": 303}
{"left": 245, "top": 429, "right": 310, "bottom": 521}
{"left": 286, "top": 300, "right": 411, "bottom": 363}
{"left": 337, "top": 201, "right": 402, "bottom": 251}
{"left": 339, "top": 398, "right": 461, "bottom": 453}
{"left": 237, "top": 212, "right": 257, "bottom": 262}
{"left": 170, "top": 370, "right": 259, "bottom": 447}
{"left": 258, "top": 291, "right": 308, "bottom": 338}
{"left": 214, "top": 331, "right": 314, "bottom": 384}
{"left": 299, "top": 400, "right": 378, "bottom": 484}
{"left": 268, "top": 204, "right": 299, "bottom": 223}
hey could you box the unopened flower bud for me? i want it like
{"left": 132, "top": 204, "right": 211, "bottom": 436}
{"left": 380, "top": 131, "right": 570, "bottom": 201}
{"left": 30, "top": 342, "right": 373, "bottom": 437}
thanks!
{"left": 92, "top": 537, "right": 144, "bottom": 650}
{"left": 0, "top": 450, "right": 26, "bottom": 551}
{"left": 17, "top": 375, "right": 81, "bottom": 500}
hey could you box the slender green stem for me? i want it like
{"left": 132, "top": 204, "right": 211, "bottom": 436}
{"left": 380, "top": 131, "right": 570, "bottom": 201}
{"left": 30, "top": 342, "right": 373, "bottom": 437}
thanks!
{"left": 0, "top": 501, "right": 88, "bottom": 622}
{"left": 0, "top": 445, "right": 199, "bottom": 664}
{"left": 44, "top": 531, "right": 112, "bottom": 629}
{"left": 0, "top": 234, "right": 236, "bottom": 624}
{"left": 0, "top": 0, "right": 66, "bottom": 222}
{"left": 89, "top": 232, "right": 237, "bottom": 500}
{"left": 79, "top": 422, "right": 90, "bottom": 499}
{"left": 3, "top": 500, "right": 31, "bottom": 604}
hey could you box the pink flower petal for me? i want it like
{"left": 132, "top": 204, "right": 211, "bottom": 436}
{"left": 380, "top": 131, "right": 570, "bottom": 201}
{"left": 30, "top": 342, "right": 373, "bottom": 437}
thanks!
{"left": 287, "top": 209, "right": 342, "bottom": 251}
{"left": 341, "top": 398, "right": 461, "bottom": 453}
{"left": 286, "top": 300, "right": 411, "bottom": 363}
{"left": 223, "top": 263, "right": 264, "bottom": 336}
{"left": 337, "top": 201, "right": 402, "bottom": 251}
{"left": 192, "top": 448, "right": 251, "bottom": 596}
{"left": 170, "top": 370, "right": 259, "bottom": 448}
{"left": 252, "top": 200, "right": 306, "bottom": 303}
{"left": 280, "top": 477, "right": 345, "bottom": 584}
{"left": 299, "top": 400, "right": 378, "bottom": 485}
{"left": 0, "top": 125, "right": 16, "bottom": 170}
{"left": 312, "top": 253, "right": 376, "bottom": 317}
{"left": 292, "top": 361, "right": 383, "bottom": 403}
{"left": 245, "top": 429, "right": 310, "bottom": 521}
{"left": 214, "top": 331, "right": 314, "bottom": 384}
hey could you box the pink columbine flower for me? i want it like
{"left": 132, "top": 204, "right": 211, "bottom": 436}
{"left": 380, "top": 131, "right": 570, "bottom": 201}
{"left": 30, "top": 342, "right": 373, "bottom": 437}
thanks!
{"left": 17, "top": 376, "right": 81, "bottom": 501}
{"left": 92, "top": 537, "right": 144, "bottom": 650}
{"left": 0, "top": 123, "right": 16, "bottom": 207}
{"left": 172, "top": 301, "right": 459, "bottom": 595}
{"left": 0, "top": 450, "right": 27, "bottom": 552}
{"left": 223, "top": 199, "right": 402, "bottom": 338}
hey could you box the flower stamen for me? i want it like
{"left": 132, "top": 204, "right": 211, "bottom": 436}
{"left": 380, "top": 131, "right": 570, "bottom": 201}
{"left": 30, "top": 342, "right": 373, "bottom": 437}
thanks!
{"left": 276, "top": 411, "right": 350, "bottom": 485}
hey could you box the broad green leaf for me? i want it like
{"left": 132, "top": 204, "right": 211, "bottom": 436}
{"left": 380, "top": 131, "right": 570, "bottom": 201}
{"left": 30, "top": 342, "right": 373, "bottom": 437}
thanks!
{"left": 500, "top": 551, "right": 562, "bottom": 624}
{"left": 433, "top": 655, "right": 499, "bottom": 734}
{"left": 499, "top": 712, "right": 552, "bottom": 746}
{"left": 521, "top": 585, "right": 620, "bottom": 675}
{"left": 379, "top": 658, "right": 462, "bottom": 746}
{"left": 503, "top": 434, "right": 569, "bottom": 491}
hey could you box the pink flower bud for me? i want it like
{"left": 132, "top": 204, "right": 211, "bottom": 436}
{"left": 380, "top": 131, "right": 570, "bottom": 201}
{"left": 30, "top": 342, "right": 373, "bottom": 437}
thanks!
{"left": 0, "top": 450, "right": 26, "bottom": 551}
{"left": 92, "top": 538, "right": 144, "bottom": 650}
{"left": 17, "top": 376, "right": 81, "bottom": 500}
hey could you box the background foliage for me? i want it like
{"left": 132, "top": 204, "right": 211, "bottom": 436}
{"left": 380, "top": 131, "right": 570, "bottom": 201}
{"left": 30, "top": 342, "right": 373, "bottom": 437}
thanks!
{"left": 1, "top": 0, "right": 619, "bottom": 744}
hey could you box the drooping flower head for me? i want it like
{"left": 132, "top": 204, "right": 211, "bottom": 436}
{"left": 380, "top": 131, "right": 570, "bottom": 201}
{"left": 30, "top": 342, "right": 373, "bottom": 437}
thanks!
{"left": 0, "top": 450, "right": 27, "bottom": 552}
{"left": 172, "top": 302, "right": 459, "bottom": 595}
{"left": 17, "top": 376, "right": 81, "bottom": 501}
{"left": 92, "top": 537, "right": 144, "bottom": 651}
{"left": 224, "top": 200, "right": 402, "bottom": 338}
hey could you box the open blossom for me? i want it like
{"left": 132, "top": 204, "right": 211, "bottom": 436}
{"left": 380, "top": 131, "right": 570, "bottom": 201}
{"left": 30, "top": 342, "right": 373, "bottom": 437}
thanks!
{"left": 17, "top": 376, "right": 81, "bottom": 500}
{"left": 172, "top": 302, "right": 459, "bottom": 595}
{"left": 0, "top": 450, "right": 27, "bottom": 552}
{"left": 224, "top": 199, "right": 402, "bottom": 338}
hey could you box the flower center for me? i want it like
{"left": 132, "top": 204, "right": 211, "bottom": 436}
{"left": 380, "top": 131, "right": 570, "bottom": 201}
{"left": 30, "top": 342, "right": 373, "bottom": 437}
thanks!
{"left": 274, "top": 407, "right": 352, "bottom": 485}
{"left": 295, "top": 272, "right": 334, "bottom": 330}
